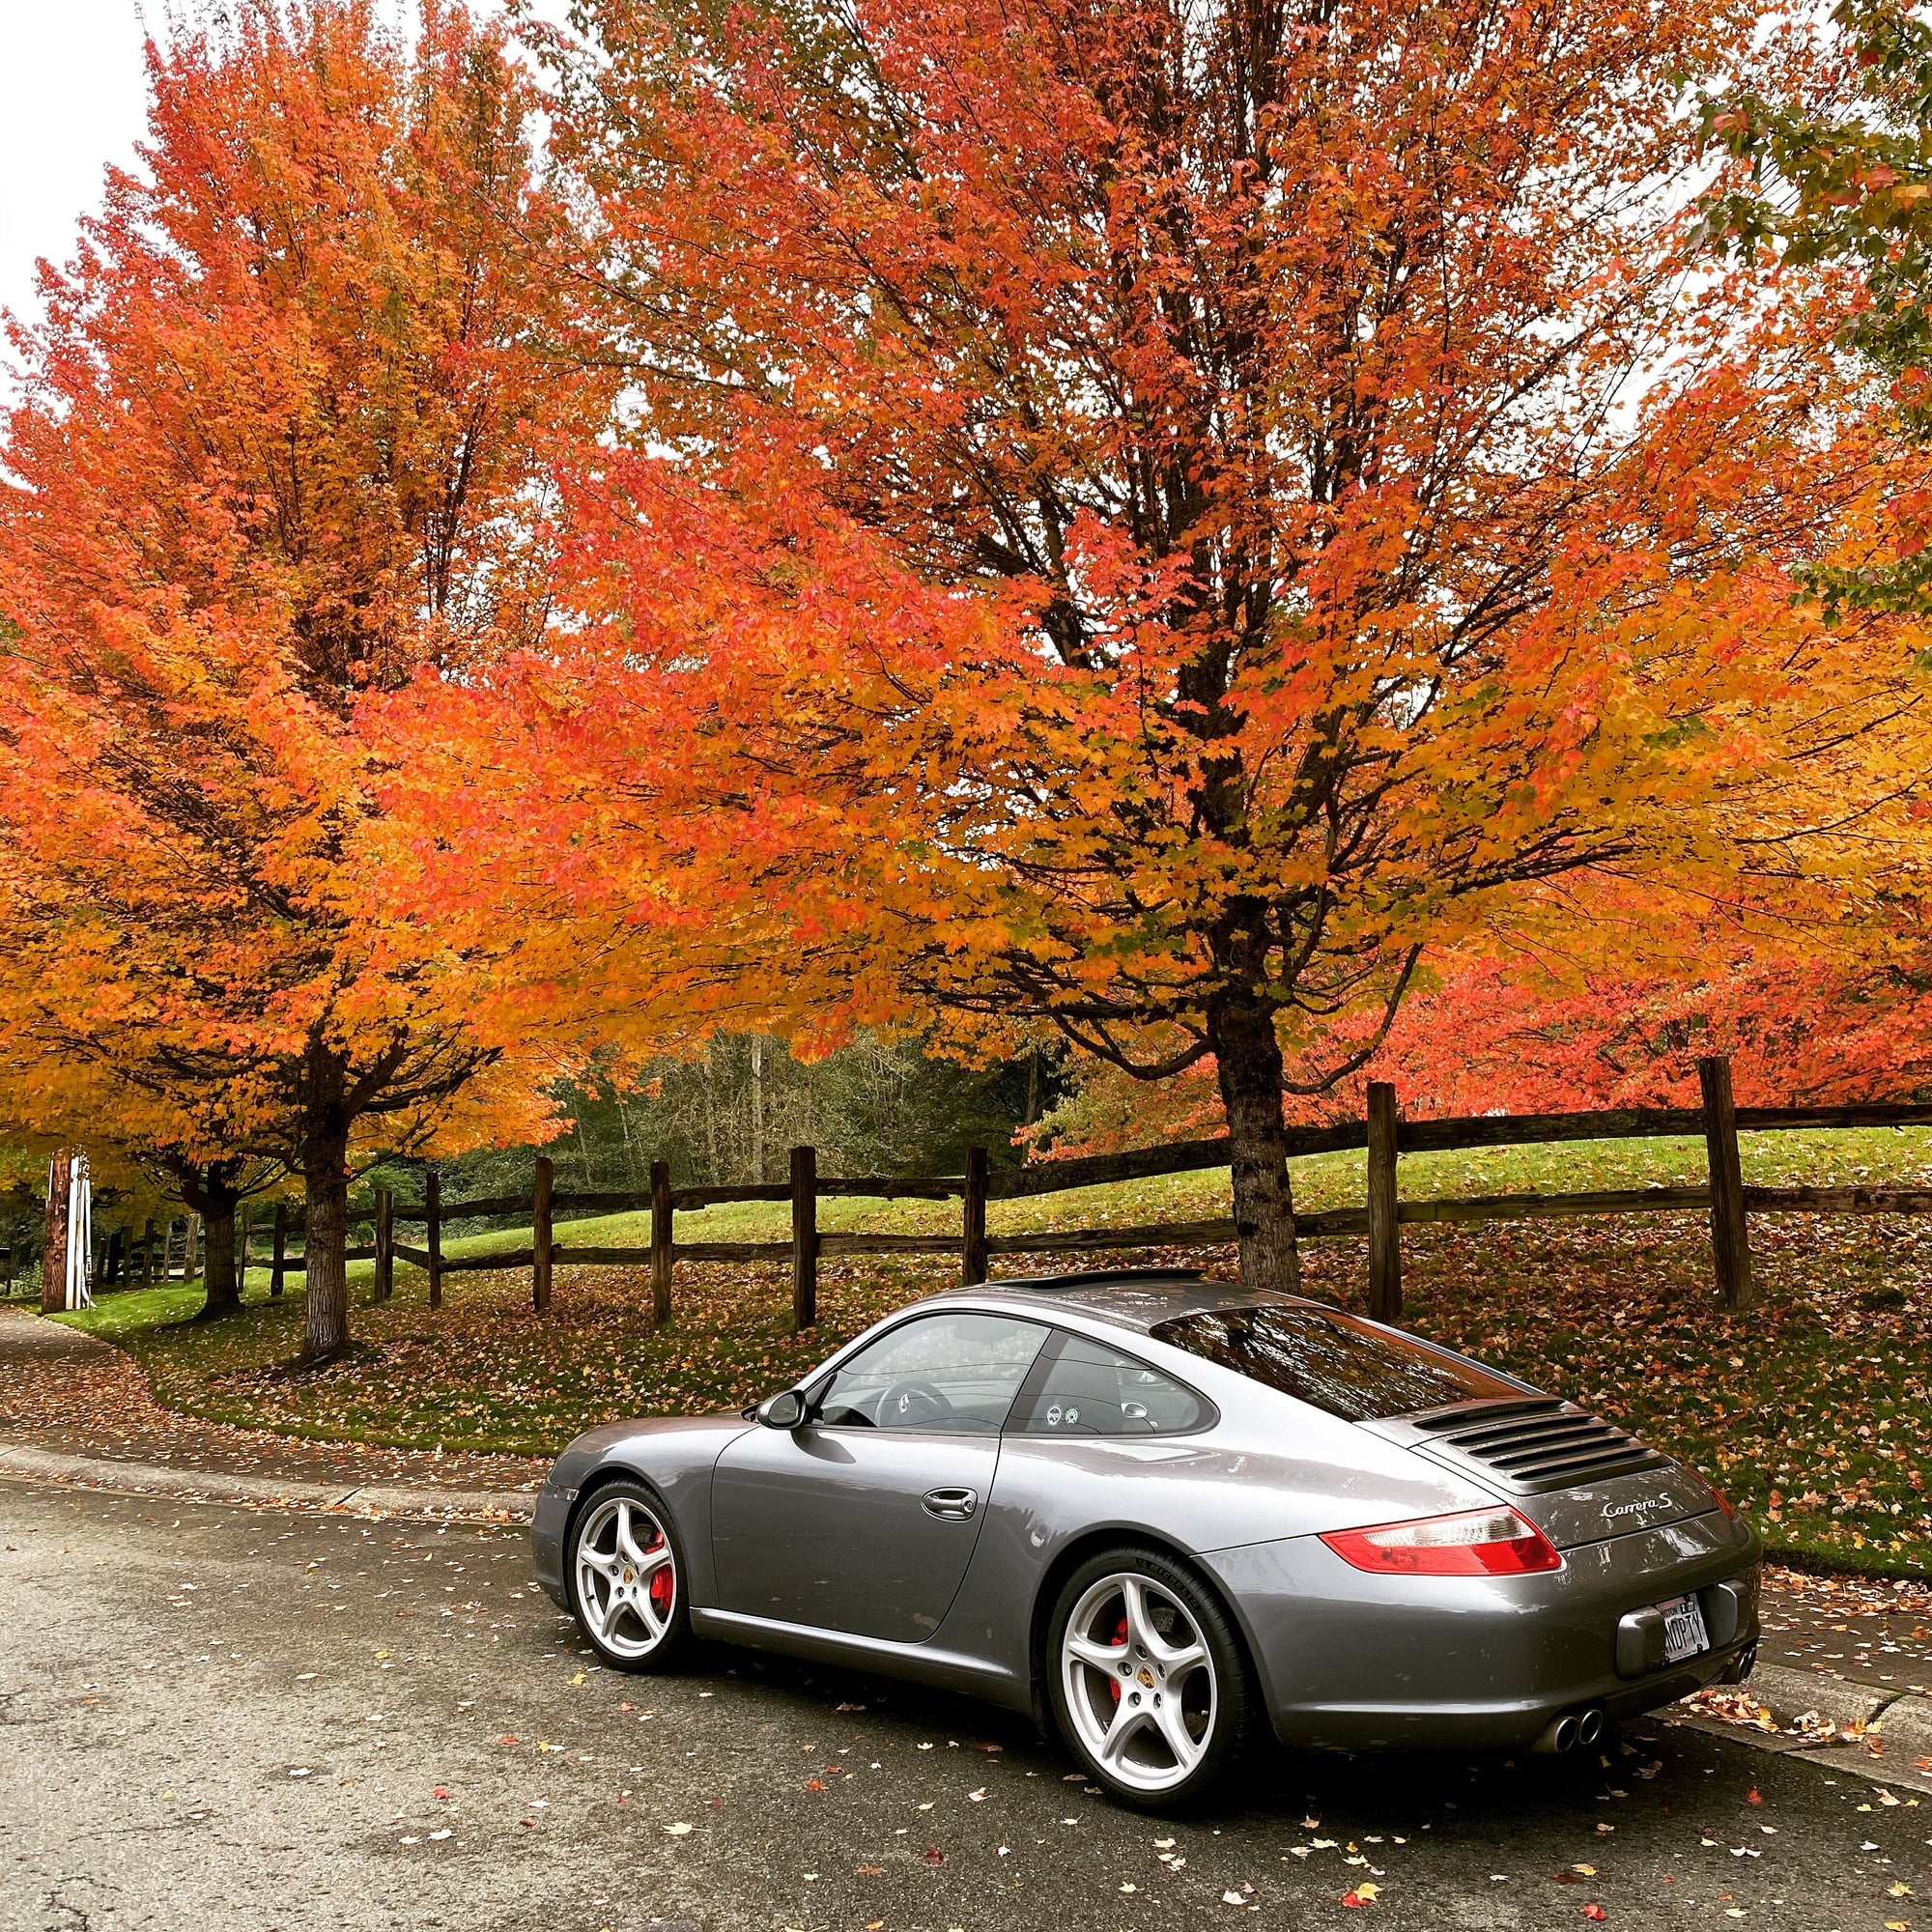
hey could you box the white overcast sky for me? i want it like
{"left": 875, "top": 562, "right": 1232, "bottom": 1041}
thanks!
{"left": 0, "top": 0, "right": 563, "bottom": 381}
{"left": 0, "top": 0, "right": 152, "bottom": 340}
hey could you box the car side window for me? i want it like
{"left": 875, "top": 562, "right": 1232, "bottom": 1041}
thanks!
{"left": 1009, "top": 1330, "right": 1210, "bottom": 1437}
{"left": 815, "top": 1313, "right": 1048, "bottom": 1434}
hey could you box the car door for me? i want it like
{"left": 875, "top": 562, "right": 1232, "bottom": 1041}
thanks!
{"left": 710, "top": 1311, "right": 1048, "bottom": 1641}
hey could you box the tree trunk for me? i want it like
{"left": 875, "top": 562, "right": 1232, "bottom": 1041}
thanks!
{"left": 43, "top": 1151, "right": 73, "bottom": 1314}
{"left": 301, "top": 1120, "right": 353, "bottom": 1361}
{"left": 193, "top": 1196, "right": 242, "bottom": 1320}
{"left": 179, "top": 1167, "right": 244, "bottom": 1321}
{"left": 1207, "top": 988, "right": 1301, "bottom": 1293}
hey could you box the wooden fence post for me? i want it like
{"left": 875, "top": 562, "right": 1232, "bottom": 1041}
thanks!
{"left": 791, "top": 1145, "right": 818, "bottom": 1332}
{"left": 1367, "top": 1081, "right": 1403, "bottom": 1322}
{"left": 531, "top": 1156, "right": 554, "bottom": 1314}
{"left": 270, "top": 1202, "right": 287, "bottom": 1299}
{"left": 962, "top": 1146, "right": 989, "bottom": 1286}
{"left": 426, "top": 1169, "right": 443, "bottom": 1312}
{"left": 142, "top": 1218, "right": 155, "bottom": 1290}
{"left": 650, "top": 1159, "right": 673, "bottom": 1325}
{"left": 375, "top": 1187, "right": 394, "bottom": 1303}
{"left": 1698, "top": 1054, "right": 1755, "bottom": 1311}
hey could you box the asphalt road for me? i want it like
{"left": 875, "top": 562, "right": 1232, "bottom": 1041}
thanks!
{"left": 1, "top": 1480, "right": 1926, "bottom": 1932}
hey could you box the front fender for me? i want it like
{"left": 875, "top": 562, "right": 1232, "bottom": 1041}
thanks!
{"left": 531, "top": 1415, "right": 753, "bottom": 1609}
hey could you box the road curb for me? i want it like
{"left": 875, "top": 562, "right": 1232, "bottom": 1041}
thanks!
{"left": 0, "top": 1439, "right": 537, "bottom": 1523}
{"left": 1675, "top": 1660, "right": 1932, "bottom": 1795}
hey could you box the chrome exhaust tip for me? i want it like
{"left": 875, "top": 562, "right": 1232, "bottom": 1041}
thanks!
{"left": 1533, "top": 1712, "right": 1581, "bottom": 1755}
{"left": 1577, "top": 1707, "right": 1605, "bottom": 1747}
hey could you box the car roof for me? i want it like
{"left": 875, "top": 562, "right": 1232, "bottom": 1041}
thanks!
{"left": 930, "top": 1267, "right": 1298, "bottom": 1334}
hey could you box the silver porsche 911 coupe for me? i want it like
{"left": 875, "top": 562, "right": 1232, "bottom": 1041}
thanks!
{"left": 531, "top": 1268, "right": 1761, "bottom": 1807}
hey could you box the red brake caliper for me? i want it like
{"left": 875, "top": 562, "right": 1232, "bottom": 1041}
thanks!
{"left": 647, "top": 1532, "right": 673, "bottom": 1611}
{"left": 1108, "top": 1613, "right": 1128, "bottom": 1703}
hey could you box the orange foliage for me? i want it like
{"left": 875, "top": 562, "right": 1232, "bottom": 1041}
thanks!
{"left": 0, "top": 2, "right": 611, "bottom": 1353}
{"left": 386, "top": 0, "right": 1932, "bottom": 1285}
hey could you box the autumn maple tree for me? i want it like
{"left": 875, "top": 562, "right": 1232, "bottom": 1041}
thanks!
{"left": 0, "top": 1, "right": 606, "bottom": 1353}
{"left": 383, "top": 0, "right": 1923, "bottom": 1290}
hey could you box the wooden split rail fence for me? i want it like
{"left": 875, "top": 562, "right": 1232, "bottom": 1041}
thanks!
{"left": 215, "top": 1055, "right": 1932, "bottom": 1331}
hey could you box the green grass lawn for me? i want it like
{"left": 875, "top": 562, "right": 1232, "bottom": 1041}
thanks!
{"left": 45, "top": 1125, "right": 1932, "bottom": 1576}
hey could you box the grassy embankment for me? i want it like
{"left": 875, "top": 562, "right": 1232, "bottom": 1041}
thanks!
{"left": 47, "top": 1126, "right": 1932, "bottom": 1576}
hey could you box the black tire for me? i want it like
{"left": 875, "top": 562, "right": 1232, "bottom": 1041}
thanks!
{"left": 565, "top": 1477, "right": 695, "bottom": 1673}
{"left": 1045, "top": 1543, "right": 1255, "bottom": 1810}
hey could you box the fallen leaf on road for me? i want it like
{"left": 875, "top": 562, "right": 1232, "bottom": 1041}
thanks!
{"left": 1582, "top": 1909, "right": 1607, "bottom": 1923}
{"left": 665, "top": 1822, "right": 693, "bottom": 1836}
{"left": 924, "top": 1847, "right": 946, "bottom": 1865}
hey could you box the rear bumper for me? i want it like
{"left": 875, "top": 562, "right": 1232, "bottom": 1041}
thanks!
{"left": 1200, "top": 1508, "right": 1762, "bottom": 1752}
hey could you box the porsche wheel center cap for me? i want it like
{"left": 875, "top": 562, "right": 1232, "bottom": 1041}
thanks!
{"left": 1137, "top": 1665, "right": 1155, "bottom": 1689}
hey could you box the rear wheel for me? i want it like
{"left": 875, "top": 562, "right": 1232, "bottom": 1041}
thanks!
{"left": 1047, "top": 1545, "right": 1252, "bottom": 1808}
{"left": 566, "top": 1479, "right": 692, "bottom": 1671}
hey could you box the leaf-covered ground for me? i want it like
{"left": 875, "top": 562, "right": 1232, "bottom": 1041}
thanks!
{"left": 40, "top": 1126, "right": 1932, "bottom": 1575}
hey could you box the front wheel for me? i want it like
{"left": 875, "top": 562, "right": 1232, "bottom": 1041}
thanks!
{"left": 1046, "top": 1545, "right": 1253, "bottom": 1809}
{"left": 566, "top": 1480, "right": 693, "bottom": 1671}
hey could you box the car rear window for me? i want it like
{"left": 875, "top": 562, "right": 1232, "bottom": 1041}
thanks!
{"left": 1149, "top": 1303, "right": 1527, "bottom": 1422}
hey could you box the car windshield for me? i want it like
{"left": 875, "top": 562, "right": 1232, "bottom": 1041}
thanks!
{"left": 1150, "top": 1302, "right": 1528, "bottom": 1423}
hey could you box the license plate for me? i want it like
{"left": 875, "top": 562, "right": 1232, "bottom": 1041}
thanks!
{"left": 1658, "top": 1592, "right": 1710, "bottom": 1663}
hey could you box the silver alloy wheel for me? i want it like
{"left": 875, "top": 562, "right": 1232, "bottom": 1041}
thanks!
{"left": 1060, "top": 1571, "right": 1216, "bottom": 1794}
{"left": 574, "top": 1493, "right": 677, "bottom": 1661}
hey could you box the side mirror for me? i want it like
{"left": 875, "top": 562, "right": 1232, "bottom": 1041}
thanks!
{"left": 755, "top": 1388, "right": 808, "bottom": 1430}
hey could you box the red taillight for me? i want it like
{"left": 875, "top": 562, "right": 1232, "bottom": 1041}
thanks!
{"left": 1320, "top": 1507, "right": 1564, "bottom": 1577}
{"left": 1706, "top": 1481, "right": 1736, "bottom": 1519}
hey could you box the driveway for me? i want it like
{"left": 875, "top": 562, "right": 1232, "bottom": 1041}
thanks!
{"left": 1, "top": 1478, "right": 1925, "bottom": 1931}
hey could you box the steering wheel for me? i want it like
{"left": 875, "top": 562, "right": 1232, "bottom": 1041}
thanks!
{"left": 878, "top": 1378, "right": 955, "bottom": 1429}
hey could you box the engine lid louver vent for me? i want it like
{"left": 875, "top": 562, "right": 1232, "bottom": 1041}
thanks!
{"left": 1407, "top": 1398, "right": 1664, "bottom": 1492}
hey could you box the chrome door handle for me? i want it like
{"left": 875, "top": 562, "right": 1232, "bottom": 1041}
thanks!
{"left": 922, "top": 1486, "right": 978, "bottom": 1520}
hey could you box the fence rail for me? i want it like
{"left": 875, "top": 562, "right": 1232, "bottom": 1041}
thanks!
{"left": 149, "top": 1058, "right": 1930, "bottom": 1329}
